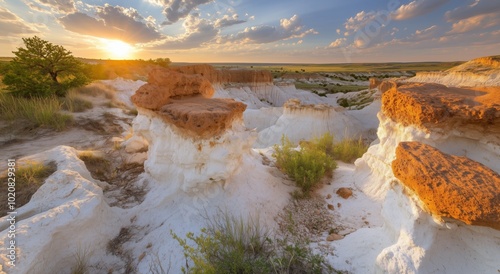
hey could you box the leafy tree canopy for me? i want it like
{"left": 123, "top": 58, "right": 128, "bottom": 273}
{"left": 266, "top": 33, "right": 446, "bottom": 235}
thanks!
{"left": 2, "top": 36, "right": 90, "bottom": 97}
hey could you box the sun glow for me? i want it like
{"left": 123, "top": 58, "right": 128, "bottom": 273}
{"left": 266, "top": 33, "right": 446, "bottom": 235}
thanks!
{"left": 101, "top": 39, "right": 134, "bottom": 59}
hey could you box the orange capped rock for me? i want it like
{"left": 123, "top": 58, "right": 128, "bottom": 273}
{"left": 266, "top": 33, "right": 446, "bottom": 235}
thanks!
{"left": 131, "top": 68, "right": 214, "bottom": 110}
{"left": 158, "top": 97, "right": 246, "bottom": 138}
{"left": 392, "top": 141, "right": 500, "bottom": 230}
{"left": 382, "top": 82, "right": 500, "bottom": 132}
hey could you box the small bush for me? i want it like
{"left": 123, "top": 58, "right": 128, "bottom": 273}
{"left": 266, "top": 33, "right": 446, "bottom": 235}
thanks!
{"left": 172, "top": 212, "right": 331, "bottom": 274}
{"left": 332, "top": 137, "right": 368, "bottom": 163}
{"left": 0, "top": 161, "right": 57, "bottom": 216}
{"left": 0, "top": 93, "right": 72, "bottom": 130}
{"left": 273, "top": 135, "right": 337, "bottom": 194}
{"left": 172, "top": 212, "right": 273, "bottom": 274}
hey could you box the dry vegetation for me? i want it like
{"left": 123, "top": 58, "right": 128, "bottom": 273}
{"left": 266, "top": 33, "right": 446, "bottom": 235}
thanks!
{"left": 0, "top": 160, "right": 57, "bottom": 216}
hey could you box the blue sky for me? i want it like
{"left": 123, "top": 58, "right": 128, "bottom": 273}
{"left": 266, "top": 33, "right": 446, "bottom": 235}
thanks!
{"left": 0, "top": 0, "right": 499, "bottom": 62}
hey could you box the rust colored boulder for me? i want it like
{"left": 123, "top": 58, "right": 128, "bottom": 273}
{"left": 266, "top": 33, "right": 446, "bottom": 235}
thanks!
{"left": 131, "top": 68, "right": 214, "bottom": 110}
{"left": 382, "top": 82, "right": 500, "bottom": 132}
{"left": 392, "top": 141, "right": 500, "bottom": 230}
{"left": 158, "top": 97, "right": 246, "bottom": 138}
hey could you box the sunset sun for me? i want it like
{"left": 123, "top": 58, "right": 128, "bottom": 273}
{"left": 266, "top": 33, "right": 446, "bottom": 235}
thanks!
{"left": 102, "top": 39, "right": 134, "bottom": 59}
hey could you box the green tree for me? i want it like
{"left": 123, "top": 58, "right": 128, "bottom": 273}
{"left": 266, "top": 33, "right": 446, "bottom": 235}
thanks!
{"left": 3, "top": 36, "right": 90, "bottom": 97}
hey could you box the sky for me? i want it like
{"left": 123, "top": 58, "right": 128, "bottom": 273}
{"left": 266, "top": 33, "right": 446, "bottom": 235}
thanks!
{"left": 0, "top": 0, "right": 499, "bottom": 63}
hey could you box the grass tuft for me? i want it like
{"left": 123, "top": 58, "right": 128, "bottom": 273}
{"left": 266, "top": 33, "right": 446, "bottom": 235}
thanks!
{"left": 172, "top": 211, "right": 331, "bottom": 274}
{"left": 78, "top": 151, "right": 110, "bottom": 181}
{"left": 0, "top": 160, "right": 57, "bottom": 216}
{"left": 331, "top": 137, "right": 369, "bottom": 163}
{"left": 60, "top": 89, "right": 93, "bottom": 112}
{"left": 0, "top": 92, "right": 72, "bottom": 130}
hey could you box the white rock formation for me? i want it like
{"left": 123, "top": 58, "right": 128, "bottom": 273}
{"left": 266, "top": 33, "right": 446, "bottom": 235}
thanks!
{"left": 255, "top": 99, "right": 364, "bottom": 148}
{"left": 0, "top": 146, "right": 121, "bottom": 274}
{"left": 407, "top": 55, "right": 500, "bottom": 87}
{"left": 132, "top": 108, "right": 256, "bottom": 193}
{"left": 329, "top": 112, "right": 500, "bottom": 273}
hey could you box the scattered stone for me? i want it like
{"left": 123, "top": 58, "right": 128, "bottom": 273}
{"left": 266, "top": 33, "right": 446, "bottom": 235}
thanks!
{"left": 337, "top": 203, "right": 342, "bottom": 208}
{"left": 326, "top": 233, "right": 344, "bottom": 241}
{"left": 336, "top": 187, "right": 353, "bottom": 199}
{"left": 327, "top": 204, "right": 334, "bottom": 210}
{"left": 326, "top": 194, "right": 332, "bottom": 199}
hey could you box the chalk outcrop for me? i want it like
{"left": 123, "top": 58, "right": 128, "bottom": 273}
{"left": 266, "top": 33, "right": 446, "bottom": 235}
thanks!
{"left": 392, "top": 141, "right": 500, "bottom": 230}
{"left": 332, "top": 79, "right": 500, "bottom": 273}
{"left": 130, "top": 68, "right": 254, "bottom": 192}
{"left": 407, "top": 55, "right": 500, "bottom": 87}
{"left": 255, "top": 99, "right": 363, "bottom": 148}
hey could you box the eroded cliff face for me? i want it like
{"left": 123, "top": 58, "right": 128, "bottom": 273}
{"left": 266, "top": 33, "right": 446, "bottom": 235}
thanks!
{"left": 129, "top": 67, "right": 254, "bottom": 192}
{"left": 350, "top": 80, "right": 500, "bottom": 273}
{"left": 255, "top": 99, "right": 363, "bottom": 148}
{"left": 408, "top": 55, "right": 500, "bottom": 87}
{"left": 171, "top": 64, "right": 273, "bottom": 85}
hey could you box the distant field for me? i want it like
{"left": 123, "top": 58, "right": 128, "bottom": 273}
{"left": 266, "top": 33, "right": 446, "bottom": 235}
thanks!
{"left": 209, "top": 62, "right": 463, "bottom": 73}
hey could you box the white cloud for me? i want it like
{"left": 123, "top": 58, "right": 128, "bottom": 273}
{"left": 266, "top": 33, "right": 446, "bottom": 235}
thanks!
{"left": 223, "top": 15, "right": 316, "bottom": 44}
{"left": 328, "top": 38, "right": 346, "bottom": 48}
{"left": 158, "top": 0, "right": 213, "bottom": 25}
{"left": 31, "top": 0, "right": 76, "bottom": 13}
{"left": 150, "top": 13, "right": 218, "bottom": 49}
{"left": 59, "top": 4, "right": 163, "bottom": 44}
{"left": 214, "top": 13, "right": 245, "bottom": 28}
{"left": 392, "top": 0, "right": 449, "bottom": 20}
{"left": 445, "top": 0, "right": 500, "bottom": 21}
{"left": 0, "top": 7, "right": 39, "bottom": 36}
{"left": 448, "top": 13, "right": 500, "bottom": 34}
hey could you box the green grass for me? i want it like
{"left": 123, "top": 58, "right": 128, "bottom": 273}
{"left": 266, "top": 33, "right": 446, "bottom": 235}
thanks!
{"left": 60, "top": 89, "right": 93, "bottom": 112}
{"left": 332, "top": 137, "right": 369, "bottom": 163}
{"left": 172, "top": 212, "right": 330, "bottom": 274}
{"left": 273, "top": 134, "right": 337, "bottom": 195}
{"left": 295, "top": 82, "right": 368, "bottom": 95}
{"left": 0, "top": 161, "right": 57, "bottom": 216}
{"left": 0, "top": 92, "right": 72, "bottom": 130}
{"left": 211, "top": 61, "right": 463, "bottom": 73}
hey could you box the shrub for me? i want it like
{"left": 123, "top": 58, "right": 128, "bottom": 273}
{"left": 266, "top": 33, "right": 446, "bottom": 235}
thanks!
{"left": 273, "top": 135, "right": 337, "bottom": 194}
{"left": 332, "top": 137, "right": 368, "bottom": 163}
{"left": 172, "top": 212, "right": 331, "bottom": 274}
{"left": 172, "top": 213, "right": 273, "bottom": 274}
{"left": 0, "top": 92, "right": 72, "bottom": 130}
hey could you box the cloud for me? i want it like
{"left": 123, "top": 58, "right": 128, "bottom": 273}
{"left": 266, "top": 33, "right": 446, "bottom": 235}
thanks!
{"left": 404, "top": 25, "right": 440, "bottom": 42}
{"left": 448, "top": 13, "right": 500, "bottom": 34}
{"left": 0, "top": 7, "right": 39, "bottom": 36}
{"left": 158, "top": 0, "right": 213, "bottom": 25}
{"left": 59, "top": 4, "right": 162, "bottom": 44}
{"left": 328, "top": 38, "right": 346, "bottom": 48}
{"left": 214, "top": 14, "right": 245, "bottom": 28}
{"left": 445, "top": 0, "right": 500, "bottom": 21}
{"left": 150, "top": 13, "right": 218, "bottom": 49}
{"left": 30, "top": 0, "right": 76, "bottom": 13}
{"left": 392, "top": 0, "right": 449, "bottom": 20}
{"left": 224, "top": 15, "right": 317, "bottom": 44}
